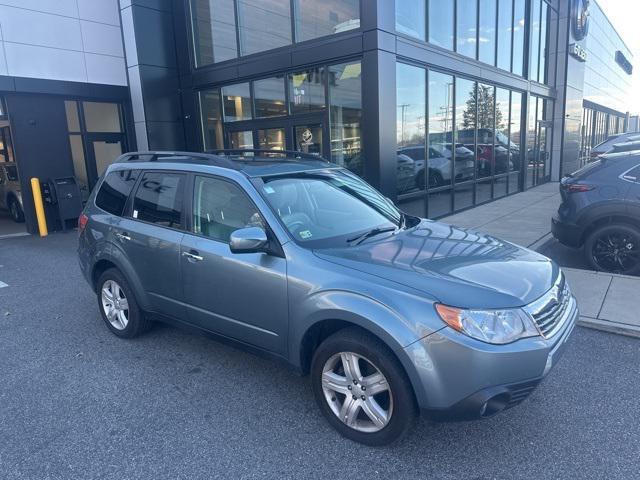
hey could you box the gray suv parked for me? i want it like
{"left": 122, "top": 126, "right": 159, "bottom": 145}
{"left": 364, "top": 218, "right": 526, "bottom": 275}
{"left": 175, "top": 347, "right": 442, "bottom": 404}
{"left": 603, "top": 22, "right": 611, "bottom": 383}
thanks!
{"left": 78, "top": 151, "right": 577, "bottom": 445}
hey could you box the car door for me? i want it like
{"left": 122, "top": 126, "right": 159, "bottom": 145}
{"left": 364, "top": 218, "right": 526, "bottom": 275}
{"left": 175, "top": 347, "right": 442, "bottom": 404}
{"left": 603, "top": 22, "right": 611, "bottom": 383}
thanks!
{"left": 180, "top": 174, "right": 288, "bottom": 355}
{"left": 116, "top": 170, "right": 187, "bottom": 319}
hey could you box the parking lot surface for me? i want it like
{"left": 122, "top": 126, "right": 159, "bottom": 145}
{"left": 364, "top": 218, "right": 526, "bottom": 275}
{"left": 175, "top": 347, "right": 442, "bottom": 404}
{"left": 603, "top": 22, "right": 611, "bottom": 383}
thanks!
{"left": 1, "top": 233, "right": 639, "bottom": 479}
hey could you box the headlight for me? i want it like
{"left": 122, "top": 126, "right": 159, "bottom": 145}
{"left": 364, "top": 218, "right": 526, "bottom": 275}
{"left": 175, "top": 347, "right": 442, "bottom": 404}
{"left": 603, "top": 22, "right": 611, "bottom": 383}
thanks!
{"left": 435, "top": 304, "right": 539, "bottom": 344}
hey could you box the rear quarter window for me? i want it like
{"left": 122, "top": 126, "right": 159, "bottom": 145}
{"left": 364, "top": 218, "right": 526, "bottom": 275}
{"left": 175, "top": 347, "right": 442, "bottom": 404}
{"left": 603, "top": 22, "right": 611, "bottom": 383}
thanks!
{"left": 95, "top": 170, "right": 140, "bottom": 216}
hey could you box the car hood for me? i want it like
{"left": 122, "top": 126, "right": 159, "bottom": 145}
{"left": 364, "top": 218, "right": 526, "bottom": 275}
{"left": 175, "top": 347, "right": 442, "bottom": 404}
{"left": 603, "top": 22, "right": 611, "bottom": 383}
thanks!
{"left": 314, "top": 220, "right": 559, "bottom": 309}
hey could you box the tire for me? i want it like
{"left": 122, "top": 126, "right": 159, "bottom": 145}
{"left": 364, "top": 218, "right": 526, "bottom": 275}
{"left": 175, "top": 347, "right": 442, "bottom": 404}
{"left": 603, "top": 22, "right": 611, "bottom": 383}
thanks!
{"left": 311, "top": 327, "right": 417, "bottom": 446}
{"left": 8, "top": 197, "right": 24, "bottom": 223}
{"left": 584, "top": 223, "right": 640, "bottom": 275}
{"left": 96, "top": 268, "right": 152, "bottom": 338}
{"left": 427, "top": 170, "right": 443, "bottom": 189}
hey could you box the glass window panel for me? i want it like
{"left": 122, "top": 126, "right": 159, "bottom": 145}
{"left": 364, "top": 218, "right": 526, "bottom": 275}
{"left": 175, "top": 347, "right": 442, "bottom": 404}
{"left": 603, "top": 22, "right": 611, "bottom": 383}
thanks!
{"left": 253, "top": 76, "right": 286, "bottom": 118}
{"left": 428, "top": 0, "right": 454, "bottom": 50}
{"left": 494, "top": 174, "right": 507, "bottom": 198}
{"left": 329, "top": 61, "right": 362, "bottom": 174}
{"left": 288, "top": 67, "right": 326, "bottom": 114}
{"left": 132, "top": 172, "right": 186, "bottom": 229}
{"left": 192, "top": 176, "right": 262, "bottom": 242}
{"left": 190, "top": 0, "right": 237, "bottom": 66}
{"left": 229, "top": 131, "right": 254, "bottom": 149}
{"left": 93, "top": 140, "right": 124, "bottom": 178}
{"left": 65, "top": 100, "right": 80, "bottom": 132}
{"left": 476, "top": 178, "right": 492, "bottom": 203}
{"left": 199, "top": 89, "right": 224, "bottom": 150}
{"left": 295, "top": 124, "right": 323, "bottom": 156}
{"left": 396, "top": 63, "right": 426, "bottom": 196}
{"left": 428, "top": 71, "right": 454, "bottom": 188}
{"left": 476, "top": 84, "right": 496, "bottom": 178}
{"left": 237, "top": 0, "right": 291, "bottom": 56}
{"left": 495, "top": 88, "right": 511, "bottom": 175}
{"left": 526, "top": 95, "right": 538, "bottom": 188}
{"left": 529, "top": 0, "right": 541, "bottom": 82}
{"left": 396, "top": 0, "right": 425, "bottom": 40}
{"left": 454, "top": 78, "right": 477, "bottom": 184}
{"left": 428, "top": 188, "right": 452, "bottom": 218}
{"left": 222, "top": 83, "right": 252, "bottom": 122}
{"left": 95, "top": 170, "right": 140, "bottom": 216}
{"left": 539, "top": 1, "right": 549, "bottom": 84}
{"left": 496, "top": 0, "right": 513, "bottom": 71}
{"left": 82, "top": 102, "right": 122, "bottom": 133}
{"left": 508, "top": 91, "right": 521, "bottom": 192}
{"left": 257, "top": 128, "right": 285, "bottom": 150}
{"left": 512, "top": 0, "right": 525, "bottom": 76}
{"left": 456, "top": 0, "right": 477, "bottom": 59}
{"left": 454, "top": 183, "right": 474, "bottom": 210}
{"left": 478, "top": 0, "right": 497, "bottom": 65}
{"left": 294, "top": 0, "right": 359, "bottom": 42}
{"left": 69, "top": 135, "right": 89, "bottom": 200}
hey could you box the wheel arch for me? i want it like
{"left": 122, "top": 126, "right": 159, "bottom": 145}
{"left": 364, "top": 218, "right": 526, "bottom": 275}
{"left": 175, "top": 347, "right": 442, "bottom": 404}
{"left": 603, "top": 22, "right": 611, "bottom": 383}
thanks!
{"left": 580, "top": 212, "right": 640, "bottom": 245}
{"left": 90, "top": 251, "right": 151, "bottom": 311}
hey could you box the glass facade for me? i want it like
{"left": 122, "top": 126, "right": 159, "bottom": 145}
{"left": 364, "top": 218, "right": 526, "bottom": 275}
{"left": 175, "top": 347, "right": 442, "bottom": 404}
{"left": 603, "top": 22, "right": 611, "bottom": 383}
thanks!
{"left": 190, "top": 0, "right": 360, "bottom": 67}
{"left": 395, "top": 0, "right": 552, "bottom": 83}
{"left": 396, "top": 62, "right": 527, "bottom": 218}
{"left": 579, "top": 106, "right": 627, "bottom": 166}
{"left": 198, "top": 60, "right": 362, "bottom": 173}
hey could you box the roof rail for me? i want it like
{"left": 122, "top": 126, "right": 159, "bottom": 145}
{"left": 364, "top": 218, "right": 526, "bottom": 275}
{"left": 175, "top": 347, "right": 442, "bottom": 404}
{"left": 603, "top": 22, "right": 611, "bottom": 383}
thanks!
{"left": 612, "top": 141, "right": 640, "bottom": 153}
{"left": 207, "top": 149, "right": 324, "bottom": 161}
{"left": 117, "top": 151, "right": 238, "bottom": 169}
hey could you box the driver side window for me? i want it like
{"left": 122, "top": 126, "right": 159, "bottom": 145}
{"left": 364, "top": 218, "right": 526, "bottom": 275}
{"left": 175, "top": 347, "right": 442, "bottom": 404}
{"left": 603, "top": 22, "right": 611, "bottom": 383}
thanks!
{"left": 192, "top": 176, "right": 263, "bottom": 243}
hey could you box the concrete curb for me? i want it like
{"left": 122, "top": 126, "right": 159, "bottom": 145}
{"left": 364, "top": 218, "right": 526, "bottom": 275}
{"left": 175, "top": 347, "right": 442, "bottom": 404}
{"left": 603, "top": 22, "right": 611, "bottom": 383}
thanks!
{"left": 577, "top": 316, "right": 640, "bottom": 339}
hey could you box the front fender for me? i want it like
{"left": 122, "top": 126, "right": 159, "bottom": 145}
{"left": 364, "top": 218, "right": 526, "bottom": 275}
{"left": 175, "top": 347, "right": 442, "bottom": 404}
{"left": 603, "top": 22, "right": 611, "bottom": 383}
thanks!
{"left": 289, "top": 290, "right": 437, "bottom": 408}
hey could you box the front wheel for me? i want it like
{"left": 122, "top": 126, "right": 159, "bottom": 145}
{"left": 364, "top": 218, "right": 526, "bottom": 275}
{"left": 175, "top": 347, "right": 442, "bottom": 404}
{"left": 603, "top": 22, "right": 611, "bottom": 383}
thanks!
{"left": 311, "top": 327, "right": 417, "bottom": 446}
{"left": 584, "top": 224, "right": 640, "bottom": 275}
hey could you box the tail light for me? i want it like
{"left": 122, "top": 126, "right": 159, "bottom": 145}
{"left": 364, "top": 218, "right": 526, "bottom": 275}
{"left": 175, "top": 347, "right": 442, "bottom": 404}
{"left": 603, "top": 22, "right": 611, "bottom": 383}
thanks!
{"left": 78, "top": 213, "right": 88, "bottom": 234}
{"left": 562, "top": 183, "right": 594, "bottom": 193}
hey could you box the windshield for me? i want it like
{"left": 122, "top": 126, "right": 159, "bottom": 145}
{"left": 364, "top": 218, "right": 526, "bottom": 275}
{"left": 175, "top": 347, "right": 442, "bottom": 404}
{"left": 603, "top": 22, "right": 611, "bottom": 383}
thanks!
{"left": 260, "top": 169, "right": 402, "bottom": 247}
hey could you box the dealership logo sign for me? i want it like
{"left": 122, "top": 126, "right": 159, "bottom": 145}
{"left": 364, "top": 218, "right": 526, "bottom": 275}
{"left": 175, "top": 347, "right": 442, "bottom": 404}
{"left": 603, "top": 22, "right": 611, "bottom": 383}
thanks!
{"left": 572, "top": 0, "right": 590, "bottom": 41}
{"left": 569, "top": 43, "right": 587, "bottom": 62}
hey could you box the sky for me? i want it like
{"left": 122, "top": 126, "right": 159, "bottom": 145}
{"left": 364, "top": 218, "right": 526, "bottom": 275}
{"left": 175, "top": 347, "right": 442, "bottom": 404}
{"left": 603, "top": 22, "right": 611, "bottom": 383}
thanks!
{"left": 597, "top": 0, "right": 640, "bottom": 114}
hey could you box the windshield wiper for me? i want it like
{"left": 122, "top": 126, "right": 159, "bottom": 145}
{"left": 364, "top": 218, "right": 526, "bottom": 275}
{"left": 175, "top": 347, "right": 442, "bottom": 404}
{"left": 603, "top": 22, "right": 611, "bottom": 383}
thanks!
{"left": 346, "top": 226, "right": 397, "bottom": 246}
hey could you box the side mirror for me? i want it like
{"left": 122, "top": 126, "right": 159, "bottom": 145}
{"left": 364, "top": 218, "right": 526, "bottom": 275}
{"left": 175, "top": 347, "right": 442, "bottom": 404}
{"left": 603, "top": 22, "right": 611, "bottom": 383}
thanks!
{"left": 229, "top": 226, "right": 268, "bottom": 254}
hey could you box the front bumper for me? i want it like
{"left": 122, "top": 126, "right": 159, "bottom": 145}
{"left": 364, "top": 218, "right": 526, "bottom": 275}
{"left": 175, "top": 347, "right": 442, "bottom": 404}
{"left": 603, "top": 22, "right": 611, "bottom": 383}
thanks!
{"left": 404, "top": 296, "right": 578, "bottom": 420}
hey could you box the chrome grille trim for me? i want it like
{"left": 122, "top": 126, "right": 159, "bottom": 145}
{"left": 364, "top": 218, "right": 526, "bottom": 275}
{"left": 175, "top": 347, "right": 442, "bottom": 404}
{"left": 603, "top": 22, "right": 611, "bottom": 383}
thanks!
{"left": 524, "top": 273, "right": 575, "bottom": 339}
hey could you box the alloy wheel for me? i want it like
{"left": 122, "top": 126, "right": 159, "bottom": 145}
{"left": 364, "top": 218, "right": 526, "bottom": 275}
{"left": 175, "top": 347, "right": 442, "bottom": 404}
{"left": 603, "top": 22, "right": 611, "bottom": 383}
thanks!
{"left": 591, "top": 231, "right": 639, "bottom": 273}
{"left": 321, "top": 352, "right": 393, "bottom": 433}
{"left": 101, "top": 280, "right": 130, "bottom": 330}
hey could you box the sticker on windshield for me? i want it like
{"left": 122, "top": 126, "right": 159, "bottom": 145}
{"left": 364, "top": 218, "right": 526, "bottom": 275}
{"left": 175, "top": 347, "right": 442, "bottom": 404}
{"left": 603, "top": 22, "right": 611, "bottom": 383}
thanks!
{"left": 299, "top": 230, "right": 312, "bottom": 239}
{"left": 263, "top": 185, "right": 275, "bottom": 194}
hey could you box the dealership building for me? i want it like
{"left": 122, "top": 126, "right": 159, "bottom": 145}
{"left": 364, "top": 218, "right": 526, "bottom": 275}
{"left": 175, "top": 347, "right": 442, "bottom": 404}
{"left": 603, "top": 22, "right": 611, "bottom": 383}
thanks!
{"left": 0, "top": 0, "right": 636, "bottom": 234}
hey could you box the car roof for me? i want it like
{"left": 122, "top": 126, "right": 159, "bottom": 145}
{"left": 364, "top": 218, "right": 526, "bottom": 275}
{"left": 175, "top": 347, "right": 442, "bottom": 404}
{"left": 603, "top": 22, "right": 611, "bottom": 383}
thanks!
{"left": 112, "top": 150, "right": 339, "bottom": 178}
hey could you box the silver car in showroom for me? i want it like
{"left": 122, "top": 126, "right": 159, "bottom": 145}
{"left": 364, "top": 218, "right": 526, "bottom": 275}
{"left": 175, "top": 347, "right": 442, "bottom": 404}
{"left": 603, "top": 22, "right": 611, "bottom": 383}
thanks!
{"left": 78, "top": 150, "right": 577, "bottom": 446}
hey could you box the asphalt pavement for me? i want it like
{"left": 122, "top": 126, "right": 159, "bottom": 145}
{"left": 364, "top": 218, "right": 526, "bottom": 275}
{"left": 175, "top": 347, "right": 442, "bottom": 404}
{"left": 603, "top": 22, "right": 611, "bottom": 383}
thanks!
{"left": 1, "top": 232, "right": 639, "bottom": 479}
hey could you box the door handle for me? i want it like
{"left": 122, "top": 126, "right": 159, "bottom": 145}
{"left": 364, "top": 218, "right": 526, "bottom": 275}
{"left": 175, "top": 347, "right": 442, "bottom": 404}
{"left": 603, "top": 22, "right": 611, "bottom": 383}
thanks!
{"left": 115, "top": 232, "right": 131, "bottom": 241}
{"left": 182, "top": 250, "right": 204, "bottom": 262}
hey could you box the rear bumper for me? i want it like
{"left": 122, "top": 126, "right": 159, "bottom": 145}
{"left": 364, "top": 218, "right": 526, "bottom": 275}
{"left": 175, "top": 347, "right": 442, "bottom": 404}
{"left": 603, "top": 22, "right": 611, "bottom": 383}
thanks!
{"left": 551, "top": 216, "right": 583, "bottom": 248}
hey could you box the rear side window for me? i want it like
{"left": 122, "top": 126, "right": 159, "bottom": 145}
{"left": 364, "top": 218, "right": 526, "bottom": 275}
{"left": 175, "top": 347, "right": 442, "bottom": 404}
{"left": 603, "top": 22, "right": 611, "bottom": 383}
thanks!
{"left": 131, "top": 171, "right": 185, "bottom": 229}
{"left": 95, "top": 170, "right": 140, "bottom": 216}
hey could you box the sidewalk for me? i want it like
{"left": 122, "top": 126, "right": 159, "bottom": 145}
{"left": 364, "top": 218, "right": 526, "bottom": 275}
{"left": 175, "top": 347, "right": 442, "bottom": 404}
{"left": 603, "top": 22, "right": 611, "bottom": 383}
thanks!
{"left": 441, "top": 183, "right": 640, "bottom": 338}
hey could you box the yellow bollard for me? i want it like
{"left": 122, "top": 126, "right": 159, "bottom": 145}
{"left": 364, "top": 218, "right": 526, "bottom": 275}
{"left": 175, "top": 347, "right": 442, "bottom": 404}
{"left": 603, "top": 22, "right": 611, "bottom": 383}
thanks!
{"left": 30, "top": 178, "right": 48, "bottom": 237}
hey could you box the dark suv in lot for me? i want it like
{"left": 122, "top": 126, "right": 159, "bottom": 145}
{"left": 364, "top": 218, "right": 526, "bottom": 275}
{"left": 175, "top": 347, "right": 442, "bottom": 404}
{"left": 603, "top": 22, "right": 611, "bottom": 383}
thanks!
{"left": 79, "top": 150, "right": 577, "bottom": 445}
{"left": 552, "top": 150, "right": 640, "bottom": 275}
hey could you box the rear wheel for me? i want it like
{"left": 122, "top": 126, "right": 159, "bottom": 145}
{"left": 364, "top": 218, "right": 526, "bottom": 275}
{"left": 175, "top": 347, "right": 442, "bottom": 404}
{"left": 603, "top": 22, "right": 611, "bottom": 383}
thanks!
{"left": 8, "top": 197, "right": 24, "bottom": 223}
{"left": 584, "top": 224, "right": 640, "bottom": 275}
{"left": 97, "top": 268, "right": 151, "bottom": 338}
{"left": 311, "top": 327, "right": 417, "bottom": 446}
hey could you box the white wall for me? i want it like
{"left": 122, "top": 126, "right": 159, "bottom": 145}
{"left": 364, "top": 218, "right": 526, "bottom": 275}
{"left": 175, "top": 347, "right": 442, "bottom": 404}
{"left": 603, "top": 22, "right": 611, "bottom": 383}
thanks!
{"left": 0, "top": 0, "right": 127, "bottom": 86}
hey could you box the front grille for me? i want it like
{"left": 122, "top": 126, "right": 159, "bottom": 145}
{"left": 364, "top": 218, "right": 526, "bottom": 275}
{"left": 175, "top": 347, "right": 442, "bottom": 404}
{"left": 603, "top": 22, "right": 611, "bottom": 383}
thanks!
{"left": 525, "top": 274, "right": 574, "bottom": 338}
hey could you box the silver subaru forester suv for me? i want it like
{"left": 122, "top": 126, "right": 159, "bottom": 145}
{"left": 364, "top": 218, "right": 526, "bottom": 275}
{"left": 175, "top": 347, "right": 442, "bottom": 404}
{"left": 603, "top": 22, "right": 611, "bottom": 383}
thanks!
{"left": 78, "top": 151, "right": 577, "bottom": 446}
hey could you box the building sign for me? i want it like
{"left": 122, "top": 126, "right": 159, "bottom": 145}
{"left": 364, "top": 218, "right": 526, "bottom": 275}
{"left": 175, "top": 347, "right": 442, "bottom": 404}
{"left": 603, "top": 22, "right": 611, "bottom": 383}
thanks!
{"left": 569, "top": 43, "right": 587, "bottom": 62}
{"left": 572, "top": 0, "right": 590, "bottom": 41}
{"left": 615, "top": 51, "right": 633, "bottom": 75}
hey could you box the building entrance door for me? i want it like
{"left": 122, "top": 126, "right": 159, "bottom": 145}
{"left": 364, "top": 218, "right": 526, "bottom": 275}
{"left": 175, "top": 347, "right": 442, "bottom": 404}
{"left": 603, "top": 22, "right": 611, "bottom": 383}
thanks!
{"left": 528, "top": 121, "right": 551, "bottom": 187}
{"left": 85, "top": 133, "right": 126, "bottom": 187}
